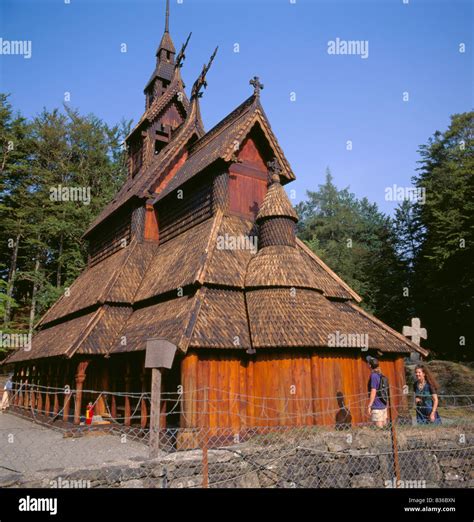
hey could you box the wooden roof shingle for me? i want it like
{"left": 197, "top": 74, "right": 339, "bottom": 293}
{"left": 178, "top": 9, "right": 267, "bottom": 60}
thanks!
{"left": 37, "top": 241, "right": 157, "bottom": 328}
{"left": 256, "top": 181, "right": 298, "bottom": 223}
{"left": 154, "top": 94, "right": 295, "bottom": 203}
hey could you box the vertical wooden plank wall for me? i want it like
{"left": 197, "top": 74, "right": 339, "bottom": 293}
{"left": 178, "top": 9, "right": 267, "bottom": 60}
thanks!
{"left": 181, "top": 350, "right": 408, "bottom": 431}
{"left": 228, "top": 136, "right": 268, "bottom": 220}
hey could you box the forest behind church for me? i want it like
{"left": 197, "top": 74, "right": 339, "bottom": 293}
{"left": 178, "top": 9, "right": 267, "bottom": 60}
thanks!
{"left": 0, "top": 93, "right": 472, "bottom": 362}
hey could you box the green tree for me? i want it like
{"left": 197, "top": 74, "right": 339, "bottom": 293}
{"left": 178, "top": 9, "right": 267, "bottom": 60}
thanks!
{"left": 0, "top": 95, "right": 129, "bottom": 332}
{"left": 296, "top": 169, "right": 410, "bottom": 329}
{"left": 0, "top": 94, "right": 33, "bottom": 329}
{"left": 411, "top": 112, "right": 474, "bottom": 360}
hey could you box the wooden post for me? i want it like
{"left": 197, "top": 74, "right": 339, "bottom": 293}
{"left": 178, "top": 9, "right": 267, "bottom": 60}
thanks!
{"left": 44, "top": 363, "right": 51, "bottom": 417}
{"left": 140, "top": 366, "right": 148, "bottom": 429}
{"left": 149, "top": 367, "right": 162, "bottom": 458}
{"left": 63, "top": 362, "right": 72, "bottom": 423}
{"left": 16, "top": 368, "right": 24, "bottom": 407}
{"left": 389, "top": 390, "right": 401, "bottom": 486}
{"left": 74, "top": 360, "right": 90, "bottom": 425}
{"left": 124, "top": 361, "right": 131, "bottom": 426}
{"left": 23, "top": 370, "right": 29, "bottom": 409}
{"left": 97, "top": 359, "right": 108, "bottom": 417}
{"left": 29, "top": 366, "right": 36, "bottom": 411}
{"left": 111, "top": 371, "right": 117, "bottom": 420}
{"left": 63, "top": 391, "right": 72, "bottom": 422}
{"left": 145, "top": 338, "right": 177, "bottom": 458}
{"left": 52, "top": 362, "right": 60, "bottom": 417}
{"left": 202, "top": 438, "right": 209, "bottom": 488}
{"left": 202, "top": 387, "right": 209, "bottom": 488}
{"left": 109, "top": 358, "right": 117, "bottom": 420}
{"left": 36, "top": 364, "right": 43, "bottom": 415}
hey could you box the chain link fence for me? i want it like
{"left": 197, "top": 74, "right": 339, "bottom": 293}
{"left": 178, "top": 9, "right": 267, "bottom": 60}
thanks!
{"left": 1, "top": 376, "right": 473, "bottom": 489}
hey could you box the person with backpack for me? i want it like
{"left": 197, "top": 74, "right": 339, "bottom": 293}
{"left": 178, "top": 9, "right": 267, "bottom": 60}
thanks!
{"left": 414, "top": 364, "right": 441, "bottom": 425}
{"left": 366, "top": 356, "right": 389, "bottom": 427}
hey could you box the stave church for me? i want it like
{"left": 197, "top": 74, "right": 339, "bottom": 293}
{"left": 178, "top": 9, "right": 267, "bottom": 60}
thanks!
{"left": 4, "top": 0, "right": 426, "bottom": 434}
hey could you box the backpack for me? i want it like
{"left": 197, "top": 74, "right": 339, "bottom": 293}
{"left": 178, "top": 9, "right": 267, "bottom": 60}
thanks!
{"left": 368, "top": 372, "right": 390, "bottom": 405}
{"left": 377, "top": 374, "right": 390, "bottom": 405}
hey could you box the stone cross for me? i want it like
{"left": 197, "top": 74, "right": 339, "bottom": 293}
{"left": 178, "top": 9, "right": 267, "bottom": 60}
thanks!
{"left": 403, "top": 317, "right": 427, "bottom": 363}
{"left": 403, "top": 317, "right": 427, "bottom": 346}
{"left": 250, "top": 76, "right": 264, "bottom": 96}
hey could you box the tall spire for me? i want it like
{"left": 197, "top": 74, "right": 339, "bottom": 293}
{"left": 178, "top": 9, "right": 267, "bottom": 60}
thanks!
{"left": 156, "top": 0, "right": 175, "bottom": 57}
{"left": 145, "top": 0, "right": 176, "bottom": 95}
{"left": 165, "top": 0, "right": 170, "bottom": 33}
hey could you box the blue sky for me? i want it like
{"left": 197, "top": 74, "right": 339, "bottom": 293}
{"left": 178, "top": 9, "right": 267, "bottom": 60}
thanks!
{"left": 1, "top": 0, "right": 472, "bottom": 214}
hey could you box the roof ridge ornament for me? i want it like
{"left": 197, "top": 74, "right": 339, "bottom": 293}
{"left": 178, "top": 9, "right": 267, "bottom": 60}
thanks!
{"left": 250, "top": 76, "right": 264, "bottom": 97}
{"left": 191, "top": 46, "right": 219, "bottom": 100}
{"left": 267, "top": 158, "right": 282, "bottom": 185}
{"left": 175, "top": 32, "right": 192, "bottom": 69}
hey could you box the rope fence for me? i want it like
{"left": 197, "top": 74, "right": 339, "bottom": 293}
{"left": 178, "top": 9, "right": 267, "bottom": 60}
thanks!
{"left": 1, "top": 369, "right": 473, "bottom": 489}
{"left": 2, "top": 378, "right": 474, "bottom": 425}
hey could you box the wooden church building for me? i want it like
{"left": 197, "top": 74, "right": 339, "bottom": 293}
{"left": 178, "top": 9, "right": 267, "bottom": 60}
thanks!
{"left": 4, "top": 1, "right": 426, "bottom": 432}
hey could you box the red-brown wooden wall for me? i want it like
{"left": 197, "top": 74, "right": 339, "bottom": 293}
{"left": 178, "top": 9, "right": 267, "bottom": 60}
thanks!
{"left": 180, "top": 350, "right": 408, "bottom": 433}
{"left": 228, "top": 136, "right": 268, "bottom": 219}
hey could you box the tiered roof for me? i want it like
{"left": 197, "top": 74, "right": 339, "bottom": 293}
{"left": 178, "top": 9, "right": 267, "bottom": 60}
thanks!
{"left": 4, "top": 1, "right": 427, "bottom": 365}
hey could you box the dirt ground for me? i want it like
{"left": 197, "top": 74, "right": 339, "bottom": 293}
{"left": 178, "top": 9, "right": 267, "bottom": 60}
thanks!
{"left": 0, "top": 412, "right": 148, "bottom": 479}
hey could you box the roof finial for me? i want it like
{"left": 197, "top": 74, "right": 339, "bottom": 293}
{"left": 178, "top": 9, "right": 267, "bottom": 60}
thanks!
{"left": 165, "top": 0, "right": 170, "bottom": 33}
{"left": 175, "top": 32, "right": 192, "bottom": 69}
{"left": 250, "top": 76, "right": 264, "bottom": 97}
{"left": 267, "top": 158, "right": 282, "bottom": 185}
{"left": 191, "top": 46, "right": 219, "bottom": 100}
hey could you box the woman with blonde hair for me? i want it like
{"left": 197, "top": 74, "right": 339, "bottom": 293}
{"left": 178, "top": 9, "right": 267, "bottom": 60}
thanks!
{"left": 414, "top": 364, "right": 441, "bottom": 424}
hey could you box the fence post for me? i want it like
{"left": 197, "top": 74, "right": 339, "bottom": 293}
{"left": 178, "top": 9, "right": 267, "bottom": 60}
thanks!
{"left": 389, "top": 391, "right": 401, "bottom": 486}
{"left": 202, "top": 387, "right": 209, "bottom": 488}
{"left": 202, "top": 430, "right": 209, "bottom": 488}
{"left": 149, "top": 367, "right": 162, "bottom": 458}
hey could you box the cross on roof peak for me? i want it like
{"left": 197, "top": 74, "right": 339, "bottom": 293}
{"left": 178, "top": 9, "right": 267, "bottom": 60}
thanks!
{"left": 250, "top": 76, "right": 264, "bottom": 97}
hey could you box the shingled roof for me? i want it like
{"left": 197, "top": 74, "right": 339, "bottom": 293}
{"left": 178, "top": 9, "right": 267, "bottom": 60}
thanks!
{"left": 8, "top": 204, "right": 426, "bottom": 364}
{"left": 154, "top": 93, "right": 295, "bottom": 203}
{"left": 4, "top": 29, "right": 428, "bottom": 364}
{"left": 256, "top": 176, "right": 298, "bottom": 222}
{"left": 84, "top": 78, "right": 204, "bottom": 237}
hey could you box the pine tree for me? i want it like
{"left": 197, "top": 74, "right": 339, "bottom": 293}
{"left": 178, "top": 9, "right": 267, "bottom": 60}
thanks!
{"left": 0, "top": 96, "right": 129, "bottom": 335}
{"left": 411, "top": 112, "right": 474, "bottom": 360}
{"left": 297, "top": 168, "right": 409, "bottom": 329}
{"left": 0, "top": 94, "right": 32, "bottom": 329}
